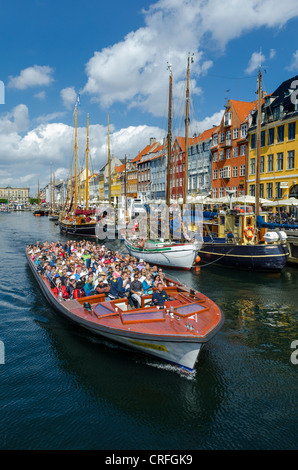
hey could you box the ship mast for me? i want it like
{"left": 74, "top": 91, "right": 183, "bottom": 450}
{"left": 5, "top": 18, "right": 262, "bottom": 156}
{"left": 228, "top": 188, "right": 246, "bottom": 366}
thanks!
{"left": 255, "top": 67, "right": 262, "bottom": 219}
{"left": 166, "top": 63, "right": 172, "bottom": 207}
{"left": 50, "top": 163, "right": 53, "bottom": 213}
{"left": 108, "top": 113, "right": 111, "bottom": 204}
{"left": 85, "top": 114, "right": 89, "bottom": 212}
{"left": 53, "top": 170, "right": 55, "bottom": 213}
{"left": 37, "top": 174, "right": 40, "bottom": 209}
{"left": 183, "top": 54, "right": 193, "bottom": 204}
{"left": 74, "top": 105, "right": 78, "bottom": 214}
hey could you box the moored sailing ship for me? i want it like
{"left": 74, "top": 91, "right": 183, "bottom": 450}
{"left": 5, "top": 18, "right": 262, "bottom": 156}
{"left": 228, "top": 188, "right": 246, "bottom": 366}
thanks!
{"left": 196, "top": 69, "right": 289, "bottom": 271}
{"left": 58, "top": 110, "right": 97, "bottom": 236}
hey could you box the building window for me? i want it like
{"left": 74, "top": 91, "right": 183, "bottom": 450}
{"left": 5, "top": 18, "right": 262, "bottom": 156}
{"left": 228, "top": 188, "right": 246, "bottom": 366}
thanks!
{"left": 267, "top": 182, "right": 273, "bottom": 199}
{"left": 240, "top": 144, "right": 246, "bottom": 156}
{"left": 219, "top": 150, "right": 224, "bottom": 161}
{"left": 240, "top": 164, "right": 246, "bottom": 176}
{"left": 273, "top": 106, "right": 280, "bottom": 120}
{"left": 288, "top": 122, "right": 296, "bottom": 141}
{"left": 268, "top": 128, "right": 274, "bottom": 145}
{"left": 233, "top": 128, "right": 239, "bottom": 139}
{"left": 233, "top": 147, "right": 238, "bottom": 158}
{"left": 251, "top": 134, "right": 256, "bottom": 149}
{"left": 224, "top": 112, "right": 231, "bottom": 126}
{"left": 241, "top": 124, "right": 247, "bottom": 138}
{"left": 267, "top": 154, "right": 274, "bottom": 172}
{"left": 250, "top": 158, "right": 255, "bottom": 175}
{"left": 250, "top": 184, "right": 255, "bottom": 196}
{"left": 275, "top": 182, "right": 282, "bottom": 199}
{"left": 226, "top": 130, "right": 231, "bottom": 144}
{"left": 220, "top": 132, "right": 225, "bottom": 143}
{"left": 233, "top": 166, "right": 238, "bottom": 177}
{"left": 219, "top": 168, "right": 224, "bottom": 179}
{"left": 259, "top": 183, "right": 264, "bottom": 199}
{"left": 277, "top": 125, "right": 284, "bottom": 143}
{"left": 213, "top": 188, "right": 217, "bottom": 198}
{"left": 213, "top": 169, "right": 218, "bottom": 179}
{"left": 287, "top": 150, "right": 295, "bottom": 170}
{"left": 226, "top": 148, "right": 231, "bottom": 159}
{"left": 219, "top": 187, "right": 224, "bottom": 197}
{"left": 213, "top": 152, "right": 218, "bottom": 162}
{"left": 277, "top": 152, "right": 283, "bottom": 171}
{"left": 261, "top": 131, "right": 265, "bottom": 147}
{"left": 260, "top": 156, "right": 264, "bottom": 173}
{"left": 213, "top": 134, "right": 218, "bottom": 146}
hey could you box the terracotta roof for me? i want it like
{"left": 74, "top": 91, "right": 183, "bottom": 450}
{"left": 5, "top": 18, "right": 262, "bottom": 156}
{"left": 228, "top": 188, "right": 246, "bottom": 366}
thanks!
{"left": 173, "top": 136, "right": 185, "bottom": 152}
{"left": 190, "top": 127, "right": 214, "bottom": 144}
{"left": 230, "top": 99, "right": 258, "bottom": 123}
{"left": 115, "top": 164, "right": 125, "bottom": 173}
{"left": 131, "top": 141, "right": 160, "bottom": 163}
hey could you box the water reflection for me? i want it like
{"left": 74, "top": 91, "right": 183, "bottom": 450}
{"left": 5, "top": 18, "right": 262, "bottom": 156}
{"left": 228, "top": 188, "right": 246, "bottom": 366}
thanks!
{"left": 2, "top": 212, "right": 298, "bottom": 450}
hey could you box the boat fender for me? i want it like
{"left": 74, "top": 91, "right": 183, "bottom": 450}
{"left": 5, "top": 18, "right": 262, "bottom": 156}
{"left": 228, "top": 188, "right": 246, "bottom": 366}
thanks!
{"left": 139, "top": 238, "right": 145, "bottom": 249}
{"left": 245, "top": 226, "right": 255, "bottom": 240}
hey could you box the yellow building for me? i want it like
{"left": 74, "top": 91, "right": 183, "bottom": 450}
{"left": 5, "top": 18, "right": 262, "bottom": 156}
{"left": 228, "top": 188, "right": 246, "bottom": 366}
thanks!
{"left": 98, "top": 174, "right": 105, "bottom": 200}
{"left": 110, "top": 165, "right": 123, "bottom": 201}
{"left": 0, "top": 186, "right": 30, "bottom": 203}
{"left": 247, "top": 76, "right": 298, "bottom": 201}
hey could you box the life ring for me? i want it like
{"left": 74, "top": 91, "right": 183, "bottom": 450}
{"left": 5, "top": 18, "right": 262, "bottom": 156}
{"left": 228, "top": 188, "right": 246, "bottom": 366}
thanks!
{"left": 139, "top": 238, "right": 145, "bottom": 248}
{"left": 245, "top": 226, "right": 255, "bottom": 240}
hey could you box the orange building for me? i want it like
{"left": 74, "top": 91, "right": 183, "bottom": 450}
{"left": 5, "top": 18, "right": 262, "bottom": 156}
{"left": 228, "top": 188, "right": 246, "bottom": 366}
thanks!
{"left": 211, "top": 99, "right": 257, "bottom": 199}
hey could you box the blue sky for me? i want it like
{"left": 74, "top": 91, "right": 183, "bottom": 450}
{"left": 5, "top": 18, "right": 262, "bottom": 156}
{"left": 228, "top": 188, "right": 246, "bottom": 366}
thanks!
{"left": 1, "top": 0, "right": 298, "bottom": 195}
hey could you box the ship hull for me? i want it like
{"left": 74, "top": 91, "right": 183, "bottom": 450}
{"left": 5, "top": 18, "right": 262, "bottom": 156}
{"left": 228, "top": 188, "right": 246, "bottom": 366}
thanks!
{"left": 125, "top": 239, "right": 198, "bottom": 270}
{"left": 198, "top": 242, "right": 289, "bottom": 271}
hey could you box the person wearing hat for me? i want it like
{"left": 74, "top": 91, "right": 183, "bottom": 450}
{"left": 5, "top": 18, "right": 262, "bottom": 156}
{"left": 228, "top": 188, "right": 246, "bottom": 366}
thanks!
{"left": 137, "top": 259, "right": 145, "bottom": 271}
{"left": 95, "top": 272, "right": 110, "bottom": 296}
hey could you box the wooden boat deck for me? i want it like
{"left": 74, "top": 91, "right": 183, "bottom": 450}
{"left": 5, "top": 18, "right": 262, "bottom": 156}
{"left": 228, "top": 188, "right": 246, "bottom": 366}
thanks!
{"left": 52, "top": 283, "right": 221, "bottom": 340}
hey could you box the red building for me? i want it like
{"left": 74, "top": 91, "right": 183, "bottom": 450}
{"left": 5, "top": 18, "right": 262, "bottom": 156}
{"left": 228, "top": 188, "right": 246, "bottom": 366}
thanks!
{"left": 211, "top": 99, "right": 257, "bottom": 199}
{"left": 171, "top": 137, "right": 185, "bottom": 200}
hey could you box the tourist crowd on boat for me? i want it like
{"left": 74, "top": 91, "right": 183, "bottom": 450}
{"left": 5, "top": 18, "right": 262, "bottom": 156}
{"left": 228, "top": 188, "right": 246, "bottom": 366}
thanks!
{"left": 27, "top": 240, "right": 169, "bottom": 308}
{"left": 268, "top": 211, "right": 297, "bottom": 225}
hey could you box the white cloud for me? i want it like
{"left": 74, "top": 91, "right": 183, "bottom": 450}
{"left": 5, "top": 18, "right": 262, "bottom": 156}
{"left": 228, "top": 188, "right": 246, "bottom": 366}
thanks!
{"left": 192, "top": 110, "right": 224, "bottom": 134}
{"left": 286, "top": 50, "right": 298, "bottom": 71}
{"left": 34, "top": 112, "right": 67, "bottom": 124}
{"left": 0, "top": 104, "right": 165, "bottom": 192}
{"left": 245, "top": 47, "right": 277, "bottom": 74}
{"left": 8, "top": 65, "right": 54, "bottom": 90}
{"left": 82, "top": 0, "right": 298, "bottom": 116}
{"left": 34, "top": 91, "right": 47, "bottom": 100}
{"left": 0, "top": 104, "right": 29, "bottom": 134}
{"left": 61, "top": 87, "right": 77, "bottom": 109}
{"left": 245, "top": 51, "right": 266, "bottom": 74}
{"left": 269, "top": 49, "right": 276, "bottom": 60}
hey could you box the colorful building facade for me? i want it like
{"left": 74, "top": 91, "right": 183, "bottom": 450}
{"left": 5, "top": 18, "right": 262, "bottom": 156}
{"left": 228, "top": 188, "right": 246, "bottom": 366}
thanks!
{"left": 247, "top": 75, "right": 298, "bottom": 201}
{"left": 211, "top": 99, "right": 257, "bottom": 199}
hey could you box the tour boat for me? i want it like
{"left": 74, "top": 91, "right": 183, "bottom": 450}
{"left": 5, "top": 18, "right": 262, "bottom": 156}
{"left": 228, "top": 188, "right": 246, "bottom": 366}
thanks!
{"left": 26, "top": 250, "right": 224, "bottom": 371}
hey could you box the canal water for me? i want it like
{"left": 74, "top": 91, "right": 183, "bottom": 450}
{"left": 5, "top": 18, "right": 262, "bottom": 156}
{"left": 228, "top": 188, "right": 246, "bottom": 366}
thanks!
{"left": 0, "top": 211, "right": 297, "bottom": 450}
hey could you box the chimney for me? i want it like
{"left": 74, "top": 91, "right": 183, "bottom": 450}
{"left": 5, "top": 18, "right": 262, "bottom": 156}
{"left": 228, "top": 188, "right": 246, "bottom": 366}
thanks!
{"left": 150, "top": 137, "right": 156, "bottom": 145}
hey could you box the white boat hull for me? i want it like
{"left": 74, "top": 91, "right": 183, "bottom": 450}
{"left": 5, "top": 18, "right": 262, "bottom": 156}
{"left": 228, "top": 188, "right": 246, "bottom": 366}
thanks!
{"left": 87, "top": 328, "right": 203, "bottom": 370}
{"left": 125, "top": 239, "right": 198, "bottom": 270}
